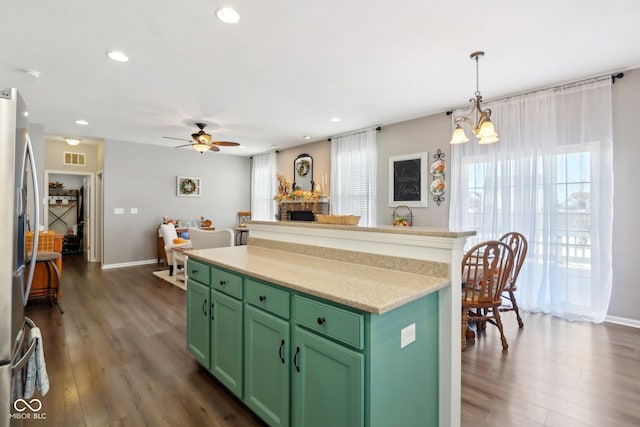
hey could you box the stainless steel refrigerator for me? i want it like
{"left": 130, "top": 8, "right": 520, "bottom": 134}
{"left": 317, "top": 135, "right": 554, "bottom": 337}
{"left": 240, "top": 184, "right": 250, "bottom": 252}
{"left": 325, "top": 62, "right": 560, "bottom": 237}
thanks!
{"left": 0, "top": 88, "right": 41, "bottom": 426}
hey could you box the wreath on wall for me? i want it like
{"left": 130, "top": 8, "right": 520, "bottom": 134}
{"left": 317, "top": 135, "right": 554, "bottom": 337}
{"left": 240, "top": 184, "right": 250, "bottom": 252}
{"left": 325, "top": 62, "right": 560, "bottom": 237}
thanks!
{"left": 180, "top": 178, "right": 198, "bottom": 194}
{"left": 296, "top": 159, "right": 310, "bottom": 177}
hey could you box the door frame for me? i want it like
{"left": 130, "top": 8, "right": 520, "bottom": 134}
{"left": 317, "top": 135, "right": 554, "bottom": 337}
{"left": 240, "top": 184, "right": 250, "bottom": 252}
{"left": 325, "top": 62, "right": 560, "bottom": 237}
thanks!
{"left": 44, "top": 169, "right": 97, "bottom": 262}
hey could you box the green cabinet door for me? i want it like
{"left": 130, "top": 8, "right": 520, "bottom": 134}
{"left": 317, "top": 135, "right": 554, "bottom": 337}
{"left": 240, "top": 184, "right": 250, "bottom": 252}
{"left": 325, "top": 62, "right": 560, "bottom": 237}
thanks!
{"left": 187, "top": 279, "right": 210, "bottom": 369}
{"left": 244, "top": 305, "right": 290, "bottom": 427}
{"left": 292, "top": 326, "right": 364, "bottom": 427}
{"left": 210, "top": 290, "right": 243, "bottom": 398}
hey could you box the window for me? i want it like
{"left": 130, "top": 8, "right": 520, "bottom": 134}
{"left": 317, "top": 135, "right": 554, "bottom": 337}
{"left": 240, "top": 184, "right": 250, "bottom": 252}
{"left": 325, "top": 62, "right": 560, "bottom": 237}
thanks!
{"left": 251, "top": 152, "right": 277, "bottom": 221}
{"left": 463, "top": 146, "right": 594, "bottom": 309}
{"left": 330, "top": 129, "right": 377, "bottom": 226}
{"left": 450, "top": 79, "right": 613, "bottom": 322}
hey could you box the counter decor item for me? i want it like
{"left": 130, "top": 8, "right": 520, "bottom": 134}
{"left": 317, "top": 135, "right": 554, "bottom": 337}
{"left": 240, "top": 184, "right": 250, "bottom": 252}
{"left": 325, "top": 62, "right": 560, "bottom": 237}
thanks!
{"left": 430, "top": 149, "right": 446, "bottom": 206}
{"left": 274, "top": 186, "right": 326, "bottom": 204}
{"left": 315, "top": 214, "right": 360, "bottom": 225}
{"left": 392, "top": 205, "right": 413, "bottom": 226}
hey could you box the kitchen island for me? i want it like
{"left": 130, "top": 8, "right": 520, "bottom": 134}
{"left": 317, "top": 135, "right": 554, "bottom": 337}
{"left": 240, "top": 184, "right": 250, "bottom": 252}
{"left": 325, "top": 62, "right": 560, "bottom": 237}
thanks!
{"left": 184, "top": 221, "right": 473, "bottom": 427}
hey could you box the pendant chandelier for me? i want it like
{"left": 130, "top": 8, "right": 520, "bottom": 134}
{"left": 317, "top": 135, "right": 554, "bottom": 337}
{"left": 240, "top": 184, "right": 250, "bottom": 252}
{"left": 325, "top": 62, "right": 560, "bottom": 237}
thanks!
{"left": 449, "top": 51, "right": 499, "bottom": 145}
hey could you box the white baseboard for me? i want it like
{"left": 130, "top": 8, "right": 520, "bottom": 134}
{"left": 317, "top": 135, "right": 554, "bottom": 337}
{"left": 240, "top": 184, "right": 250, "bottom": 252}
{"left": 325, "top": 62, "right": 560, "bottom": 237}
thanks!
{"left": 604, "top": 315, "right": 640, "bottom": 329}
{"left": 102, "top": 259, "right": 157, "bottom": 269}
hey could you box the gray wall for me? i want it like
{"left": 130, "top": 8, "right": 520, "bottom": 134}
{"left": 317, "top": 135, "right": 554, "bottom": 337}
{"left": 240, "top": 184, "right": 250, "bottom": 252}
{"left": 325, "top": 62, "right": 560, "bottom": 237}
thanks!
{"left": 44, "top": 138, "right": 100, "bottom": 172}
{"left": 609, "top": 67, "right": 640, "bottom": 321}
{"left": 377, "top": 114, "right": 451, "bottom": 228}
{"left": 102, "top": 140, "right": 251, "bottom": 266}
{"left": 276, "top": 140, "right": 331, "bottom": 194}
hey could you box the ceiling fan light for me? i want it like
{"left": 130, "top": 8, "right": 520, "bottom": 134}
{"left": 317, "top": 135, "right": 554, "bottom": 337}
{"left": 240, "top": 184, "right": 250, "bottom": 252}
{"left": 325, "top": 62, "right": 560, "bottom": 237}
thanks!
{"left": 193, "top": 143, "right": 211, "bottom": 153}
{"left": 449, "top": 125, "right": 469, "bottom": 144}
{"left": 192, "top": 132, "right": 212, "bottom": 144}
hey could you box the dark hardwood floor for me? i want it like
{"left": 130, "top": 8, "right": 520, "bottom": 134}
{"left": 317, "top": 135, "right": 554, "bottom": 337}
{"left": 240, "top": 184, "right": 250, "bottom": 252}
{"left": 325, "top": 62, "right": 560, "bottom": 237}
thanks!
{"left": 23, "top": 255, "right": 640, "bottom": 426}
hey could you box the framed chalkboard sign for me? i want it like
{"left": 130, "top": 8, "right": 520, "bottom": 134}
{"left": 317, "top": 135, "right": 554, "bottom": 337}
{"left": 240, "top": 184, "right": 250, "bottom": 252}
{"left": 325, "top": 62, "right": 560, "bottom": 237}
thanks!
{"left": 388, "top": 152, "right": 428, "bottom": 207}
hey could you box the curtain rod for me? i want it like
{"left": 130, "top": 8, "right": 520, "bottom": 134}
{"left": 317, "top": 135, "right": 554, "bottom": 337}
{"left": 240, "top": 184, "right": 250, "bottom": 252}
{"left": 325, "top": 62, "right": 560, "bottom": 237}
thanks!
{"left": 446, "top": 71, "right": 624, "bottom": 116}
{"left": 250, "top": 150, "right": 278, "bottom": 159}
{"left": 327, "top": 126, "right": 381, "bottom": 142}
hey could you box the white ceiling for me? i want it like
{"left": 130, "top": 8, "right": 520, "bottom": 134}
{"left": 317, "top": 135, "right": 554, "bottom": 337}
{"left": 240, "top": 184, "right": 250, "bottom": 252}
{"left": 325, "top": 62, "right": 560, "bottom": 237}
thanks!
{"left": 3, "top": 1, "right": 640, "bottom": 156}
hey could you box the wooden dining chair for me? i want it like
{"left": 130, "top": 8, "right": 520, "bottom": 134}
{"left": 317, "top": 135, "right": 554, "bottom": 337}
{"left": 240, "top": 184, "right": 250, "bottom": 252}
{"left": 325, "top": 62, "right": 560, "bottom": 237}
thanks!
{"left": 498, "top": 232, "right": 528, "bottom": 328}
{"left": 461, "top": 240, "right": 514, "bottom": 351}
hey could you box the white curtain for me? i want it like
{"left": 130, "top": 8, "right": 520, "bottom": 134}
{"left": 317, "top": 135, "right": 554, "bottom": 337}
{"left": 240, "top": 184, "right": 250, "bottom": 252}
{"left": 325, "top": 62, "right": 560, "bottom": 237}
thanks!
{"left": 449, "top": 79, "right": 613, "bottom": 322}
{"left": 330, "top": 129, "right": 377, "bottom": 226}
{"left": 251, "top": 152, "right": 277, "bottom": 221}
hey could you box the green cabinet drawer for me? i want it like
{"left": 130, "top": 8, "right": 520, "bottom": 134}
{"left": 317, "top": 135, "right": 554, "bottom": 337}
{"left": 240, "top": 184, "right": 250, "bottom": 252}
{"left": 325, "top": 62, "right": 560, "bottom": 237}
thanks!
{"left": 211, "top": 267, "right": 243, "bottom": 300}
{"left": 293, "top": 296, "right": 364, "bottom": 350}
{"left": 187, "top": 258, "right": 210, "bottom": 285}
{"left": 245, "top": 279, "right": 290, "bottom": 319}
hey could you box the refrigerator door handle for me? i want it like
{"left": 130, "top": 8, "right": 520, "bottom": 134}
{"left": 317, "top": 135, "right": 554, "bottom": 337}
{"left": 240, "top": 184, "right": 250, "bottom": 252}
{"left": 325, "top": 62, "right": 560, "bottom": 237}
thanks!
{"left": 11, "top": 317, "right": 37, "bottom": 374}
{"left": 21, "top": 135, "right": 39, "bottom": 304}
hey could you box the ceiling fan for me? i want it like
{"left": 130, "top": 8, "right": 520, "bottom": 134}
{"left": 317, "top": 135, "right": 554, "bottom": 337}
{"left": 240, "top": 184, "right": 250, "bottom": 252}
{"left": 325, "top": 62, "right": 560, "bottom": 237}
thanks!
{"left": 163, "top": 123, "right": 240, "bottom": 153}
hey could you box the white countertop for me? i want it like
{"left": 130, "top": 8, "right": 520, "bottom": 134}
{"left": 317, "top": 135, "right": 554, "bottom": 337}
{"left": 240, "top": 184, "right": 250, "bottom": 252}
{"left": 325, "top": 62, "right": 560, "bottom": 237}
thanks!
{"left": 185, "top": 245, "right": 450, "bottom": 315}
{"left": 248, "top": 220, "right": 476, "bottom": 239}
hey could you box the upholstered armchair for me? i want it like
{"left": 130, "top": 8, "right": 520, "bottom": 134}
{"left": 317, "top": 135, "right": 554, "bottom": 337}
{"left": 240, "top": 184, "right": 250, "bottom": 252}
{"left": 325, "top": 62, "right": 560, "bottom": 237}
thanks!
{"left": 159, "top": 223, "right": 191, "bottom": 276}
{"left": 189, "top": 228, "right": 235, "bottom": 249}
{"left": 173, "top": 229, "right": 234, "bottom": 282}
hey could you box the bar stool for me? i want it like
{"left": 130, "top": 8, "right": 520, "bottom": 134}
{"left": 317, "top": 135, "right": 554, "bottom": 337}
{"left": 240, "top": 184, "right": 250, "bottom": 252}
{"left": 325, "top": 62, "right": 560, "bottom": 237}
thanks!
{"left": 236, "top": 211, "right": 251, "bottom": 246}
{"left": 235, "top": 228, "right": 249, "bottom": 246}
{"left": 27, "top": 251, "right": 65, "bottom": 313}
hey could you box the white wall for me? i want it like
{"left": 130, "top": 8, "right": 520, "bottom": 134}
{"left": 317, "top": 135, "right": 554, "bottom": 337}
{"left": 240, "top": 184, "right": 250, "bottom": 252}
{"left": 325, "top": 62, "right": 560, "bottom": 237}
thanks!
{"left": 102, "top": 140, "right": 251, "bottom": 266}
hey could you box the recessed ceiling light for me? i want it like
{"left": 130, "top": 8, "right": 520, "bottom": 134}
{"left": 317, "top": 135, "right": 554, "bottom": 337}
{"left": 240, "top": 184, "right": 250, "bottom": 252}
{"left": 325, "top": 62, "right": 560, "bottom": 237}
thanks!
{"left": 24, "top": 111, "right": 29, "bottom": 117}
{"left": 238, "top": 145, "right": 246, "bottom": 149}
{"left": 216, "top": 7, "right": 240, "bottom": 24}
{"left": 107, "top": 50, "right": 129, "bottom": 62}
{"left": 24, "top": 70, "right": 41, "bottom": 79}
{"left": 303, "top": 136, "right": 311, "bottom": 140}
{"left": 330, "top": 117, "right": 341, "bottom": 123}
{"left": 65, "top": 138, "right": 81, "bottom": 146}
{"left": 75, "top": 119, "right": 89, "bottom": 125}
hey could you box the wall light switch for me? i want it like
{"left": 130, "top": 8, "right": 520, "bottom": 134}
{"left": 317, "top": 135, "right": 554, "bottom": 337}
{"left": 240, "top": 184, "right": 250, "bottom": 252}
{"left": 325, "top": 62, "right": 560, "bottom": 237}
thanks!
{"left": 130, "top": 207, "right": 138, "bottom": 214}
{"left": 401, "top": 323, "right": 416, "bottom": 349}
{"left": 114, "top": 208, "right": 124, "bottom": 215}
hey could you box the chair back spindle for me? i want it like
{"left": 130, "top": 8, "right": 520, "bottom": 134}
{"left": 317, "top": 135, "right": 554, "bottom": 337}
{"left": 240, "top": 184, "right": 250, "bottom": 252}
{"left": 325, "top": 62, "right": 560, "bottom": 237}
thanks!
{"left": 498, "top": 231, "right": 528, "bottom": 328}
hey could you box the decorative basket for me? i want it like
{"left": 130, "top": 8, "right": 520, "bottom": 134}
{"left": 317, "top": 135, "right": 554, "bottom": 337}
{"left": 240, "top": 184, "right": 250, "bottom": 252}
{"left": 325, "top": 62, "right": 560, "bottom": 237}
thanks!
{"left": 392, "top": 205, "right": 413, "bottom": 227}
{"left": 316, "top": 214, "right": 361, "bottom": 225}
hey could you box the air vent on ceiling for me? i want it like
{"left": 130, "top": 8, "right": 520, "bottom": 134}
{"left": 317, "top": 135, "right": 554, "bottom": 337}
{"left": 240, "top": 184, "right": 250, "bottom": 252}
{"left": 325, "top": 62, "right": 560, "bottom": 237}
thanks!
{"left": 63, "top": 151, "right": 86, "bottom": 166}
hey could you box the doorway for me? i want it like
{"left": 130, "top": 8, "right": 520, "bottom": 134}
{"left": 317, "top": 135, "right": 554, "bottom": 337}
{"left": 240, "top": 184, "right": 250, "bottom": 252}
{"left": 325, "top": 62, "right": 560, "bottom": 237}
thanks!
{"left": 44, "top": 170, "right": 98, "bottom": 262}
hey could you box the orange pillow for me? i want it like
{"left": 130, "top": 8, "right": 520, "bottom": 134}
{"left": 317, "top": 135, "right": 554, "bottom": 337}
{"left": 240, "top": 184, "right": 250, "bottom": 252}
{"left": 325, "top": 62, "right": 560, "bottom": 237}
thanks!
{"left": 173, "top": 238, "right": 188, "bottom": 244}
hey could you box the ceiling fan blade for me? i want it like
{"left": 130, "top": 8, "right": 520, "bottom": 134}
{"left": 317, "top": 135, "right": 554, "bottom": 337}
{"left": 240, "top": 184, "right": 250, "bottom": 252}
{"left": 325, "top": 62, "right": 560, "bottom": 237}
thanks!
{"left": 163, "top": 136, "right": 191, "bottom": 142}
{"left": 174, "top": 143, "right": 194, "bottom": 148}
{"left": 209, "top": 145, "right": 220, "bottom": 152}
{"left": 212, "top": 141, "right": 240, "bottom": 146}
